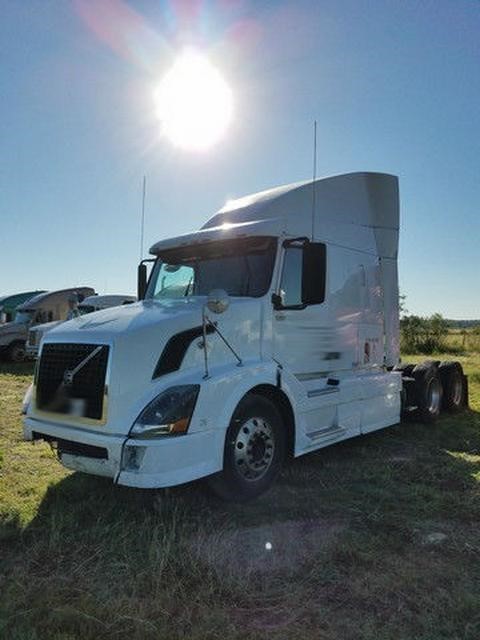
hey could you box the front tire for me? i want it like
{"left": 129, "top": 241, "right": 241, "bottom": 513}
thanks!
{"left": 7, "top": 341, "right": 26, "bottom": 363}
{"left": 208, "top": 394, "right": 286, "bottom": 502}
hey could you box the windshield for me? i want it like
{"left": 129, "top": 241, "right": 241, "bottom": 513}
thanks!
{"left": 146, "top": 237, "right": 277, "bottom": 301}
{"left": 78, "top": 305, "right": 95, "bottom": 315}
{"left": 15, "top": 310, "right": 35, "bottom": 324}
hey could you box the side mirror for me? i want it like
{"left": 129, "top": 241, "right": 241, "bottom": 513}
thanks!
{"left": 207, "top": 289, "right": 230, "bottom": 314}
{"left": 302, "top": 242, "right": 326, "bottom": 306}
{"left": 137, "top": 263, "right": 147, "bottom": 300}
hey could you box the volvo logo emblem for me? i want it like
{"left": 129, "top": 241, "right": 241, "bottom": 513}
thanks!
{"left": 60, "top": 345, "right": 103, "bottom": 388}
{"left": 63, "top": 370, "right": 74, "bottom": 386}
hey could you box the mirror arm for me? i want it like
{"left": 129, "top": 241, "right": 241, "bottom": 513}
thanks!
{"left": 204, "top": 314, "right": 242, "bottom": 368}
{"left": 202, "top": 306, "right": 210, "bottom": 379}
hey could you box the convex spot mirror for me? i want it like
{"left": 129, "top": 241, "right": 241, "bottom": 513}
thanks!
{"left": 207, "top": 289, "right": 230, "bottom": 314}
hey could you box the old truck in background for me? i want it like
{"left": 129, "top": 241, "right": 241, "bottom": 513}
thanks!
{"left": 0, "top": 287, "right": 94, "bottom": 362}
{"left": 0, "top": 291, "right": 46, "bottom": 324}
{"left": 23, "top": 173, "right": 468, "bottom": 501}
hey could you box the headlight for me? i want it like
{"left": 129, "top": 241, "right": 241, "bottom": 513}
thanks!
{"left": 130, "top": 385, "right": 200, "bottom": 438}
{"left": 22, "top": 383, "right": 33, "bottom": 415}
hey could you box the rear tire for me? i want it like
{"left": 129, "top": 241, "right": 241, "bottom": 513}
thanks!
{"left": 7, "top": 341, "right": 26, "bottom": 363}
{"left": 411, "top": 362, "right": 443, "bottom": 423}
{"left": 208, "top": 394, "right": 286, "bottom": 502}
{"left": 438, "top": 361, "right": 465, "bottom": 411}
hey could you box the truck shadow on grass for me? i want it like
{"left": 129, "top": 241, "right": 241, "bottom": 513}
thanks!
{"left": 2, "top": 409, "right": 480, "bottom": 639}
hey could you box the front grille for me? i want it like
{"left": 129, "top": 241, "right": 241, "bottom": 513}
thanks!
{"left": 36, "top": 343, "right": 109, "bottom": 420}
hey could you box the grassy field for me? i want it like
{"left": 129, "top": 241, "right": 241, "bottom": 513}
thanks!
{"left": 444, "top": 330, "right": 480, "bottom": 354}
{"left": 1, "top": 355, "right": 479, "bottom": 639}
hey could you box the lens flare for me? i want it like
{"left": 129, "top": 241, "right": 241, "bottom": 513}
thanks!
{"left": 155, "top": 49, "right": 233, "bottom": 151}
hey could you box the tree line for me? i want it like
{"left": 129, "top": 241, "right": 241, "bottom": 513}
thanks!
{"left": 399, "top": 296, "right": 480, "bottom": 354}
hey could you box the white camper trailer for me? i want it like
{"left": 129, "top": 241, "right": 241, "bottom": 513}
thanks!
{"left": 23, "top": 173, "right": 467, "bottom": 500}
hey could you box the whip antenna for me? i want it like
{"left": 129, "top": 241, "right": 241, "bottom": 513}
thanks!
{"left": 311, "top": 120, "right": 317, "bottom": 240}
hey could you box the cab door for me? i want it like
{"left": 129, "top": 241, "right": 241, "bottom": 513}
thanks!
{"left": 272, "top": 238, "right": 330, "bottom": 377}
{"left": 272, "top": 239, "right": 343, "bottom": 437}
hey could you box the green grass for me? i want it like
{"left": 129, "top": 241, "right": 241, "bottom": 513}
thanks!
{"left": 1, "top": 356, "right": 480, "bottom": 640}
{"left": 444, "top": 329, "right": 480, "bottom": 354}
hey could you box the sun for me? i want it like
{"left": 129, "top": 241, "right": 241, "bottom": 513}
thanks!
{"left": 155, "top": 49, "right": 233, "bottom": 151}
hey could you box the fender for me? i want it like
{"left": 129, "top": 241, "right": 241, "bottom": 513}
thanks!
{"left": 195, "top": 359, "right": 303, "bottom": 463}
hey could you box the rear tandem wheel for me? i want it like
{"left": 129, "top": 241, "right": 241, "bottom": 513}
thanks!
{"left": 396, "top": 360, "right": 467, "bottom": 423}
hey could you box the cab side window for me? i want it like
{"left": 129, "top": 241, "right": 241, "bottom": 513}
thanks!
{"left": 278, "top": 241, "right": 326, "bottom": 309}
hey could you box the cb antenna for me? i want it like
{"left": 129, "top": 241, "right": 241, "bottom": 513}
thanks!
{"left": 140, "top": 175, "right": 146, "bottom": 261}
{"left": 311, "top": 120, "right": 317, "bottom": 240}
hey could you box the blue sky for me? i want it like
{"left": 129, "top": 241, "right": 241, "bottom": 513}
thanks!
{"left": 1, "top": 0, "right": 479, "bottom": 318}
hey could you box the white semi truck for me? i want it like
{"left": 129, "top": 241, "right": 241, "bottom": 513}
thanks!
{"left": 23, "top": 173, "right": 467, "bottom": 500}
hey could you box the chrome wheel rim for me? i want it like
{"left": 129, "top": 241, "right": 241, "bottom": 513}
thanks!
{"left": 452, "top": 373, "right": 463, "bottom": 406}
{"left": 428, "top": 378, "right": 442, "bottom": 414}
{"left": 234, "top": 417, "right": 275, "bottom": 481}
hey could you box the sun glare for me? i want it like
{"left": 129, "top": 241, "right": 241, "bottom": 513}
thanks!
{"left": 155, "top": 49, "right": 233, "bottom": 151}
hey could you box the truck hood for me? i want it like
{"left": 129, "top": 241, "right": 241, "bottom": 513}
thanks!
{"left": 47, "top": 299, "right": 206, "bottom": 342}
{"left": 31, "top": 320, "right": 63, "bottom": 334}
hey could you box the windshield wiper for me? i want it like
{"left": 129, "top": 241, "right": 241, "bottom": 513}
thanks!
{"left": 184, "top": 275, "right": 193, "bottom": 297}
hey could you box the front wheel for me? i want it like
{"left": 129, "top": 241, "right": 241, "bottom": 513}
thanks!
{"left": 208, "top": 394, "right": 286, "bottom": 502}
{"left": 7, "top": 341, "right": 26, "bottom": 363}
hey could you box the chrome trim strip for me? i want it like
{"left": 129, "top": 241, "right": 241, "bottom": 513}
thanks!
{"left": 306, "top": 426, "right": 345, "bottom": 440}
{"left": 295, "top": 371, "right": 329, "bottom": 381}
{"left": 307, "top": 387, "right": 339, "bottom": 398}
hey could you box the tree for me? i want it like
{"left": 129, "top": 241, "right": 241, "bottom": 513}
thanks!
{"left": 400, "top": 304, "right": 449, "bottom": 354}
{"left": 399, "top": 292, "right": 408, "bottom": 317}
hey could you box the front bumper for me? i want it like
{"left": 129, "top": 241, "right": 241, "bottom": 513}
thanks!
{"left": 23, "top": 417, "right": 224, "bottom": 488}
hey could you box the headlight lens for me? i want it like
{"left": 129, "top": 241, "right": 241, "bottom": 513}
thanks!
{"left": 130, "top": 385, "right": 200, "bottom": 438}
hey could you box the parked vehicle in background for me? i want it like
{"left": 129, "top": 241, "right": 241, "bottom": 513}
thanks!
{"left": 0, "top": 291, "right": 46, "bottom": 324}
{"left": 78, "top": 294, "right": 136, "bottom": 314}
{"left": 0, "top": 287, "right": 94, "bottom": 362}
{"left": 23, "top": 173, "right": 468, "bottom": 501}
{"left": 26, "top": 294, "right": 136, "bottom": 359}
